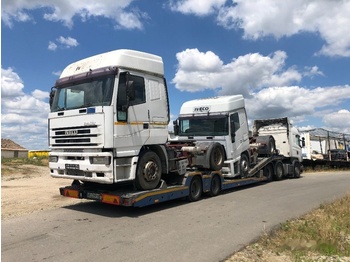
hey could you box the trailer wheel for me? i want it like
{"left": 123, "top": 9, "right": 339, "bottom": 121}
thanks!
{"left": 209, "top": 143, "right": 225, "bottom": 171}
{"left": 263, "top": 164, "right": 273, "bottom": 182}
{"left": 240, "top": 154, "right": 250, "bottom": 177}
{"left": 274, "top": 161, "right": 284, "bottom": 181}
{"left": 187, "top": 176, "right": 202, "bottom": 202}
{"left": 135, "top": 151, "right": 162, "bottom": 190}
{"left": 208, "top": 175, "right": 221, "bottom": 197}
{"left": 293, "top": 161, "right": 301, "bottom": 178}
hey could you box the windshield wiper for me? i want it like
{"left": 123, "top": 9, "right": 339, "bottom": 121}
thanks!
{"left": 81, "top": 103, "right": 93, "bottom": 108}
{"left": 57, "top": 106, "right": 66, "bottom": 111}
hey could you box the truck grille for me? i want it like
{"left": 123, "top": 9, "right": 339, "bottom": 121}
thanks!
{"left": 51, "top": 125, "right": 100, "bottom": 147}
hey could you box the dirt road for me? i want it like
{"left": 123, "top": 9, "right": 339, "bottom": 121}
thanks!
{"left": 1, "top": 165, "right": 87, "bottom": 220}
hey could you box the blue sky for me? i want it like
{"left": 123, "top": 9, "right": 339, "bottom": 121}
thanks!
{"left": 2, "top": 0, "right": 350, "bottom": 150}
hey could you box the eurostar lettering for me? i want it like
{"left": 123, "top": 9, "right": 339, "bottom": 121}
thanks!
{"left": 193, "top": 106, "right": 210, "bottom": 113}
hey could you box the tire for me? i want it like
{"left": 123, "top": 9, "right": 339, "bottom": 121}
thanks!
{"left": 240, "top": 153, "right": 250, "bottom": 177}
{"left": 274, "top": 161, "right": 284, "bottom": 181}
{"left": 187, "top": 176, "right": 202, "bottom": 202}
{"left": 135, "top": 151, "right": 162, "bottom": 190}
{"left": 208, "top": 175, "right": 221, "bottom": 197}
{"left": 209, "top": 143, "right": 225, "bottom": 171}
{"left": 293, "top": 161, "right": 301, "bottom": 178}
{"left": 256, "top": 136, "right": 276, "bottom": 156}
{"left": 263, "top": 164, "right": 273, "bottom": 182}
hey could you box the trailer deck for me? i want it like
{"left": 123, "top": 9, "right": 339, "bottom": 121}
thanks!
{"left": 60, "top": 170, "right": 268, "bottom": 207}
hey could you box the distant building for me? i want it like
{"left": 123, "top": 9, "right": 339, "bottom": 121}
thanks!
{"left": 1, "top": 139, "right": 28, "bottom": 158}
{"left": 300, "top": 128, "right": 350, "bottom": 161}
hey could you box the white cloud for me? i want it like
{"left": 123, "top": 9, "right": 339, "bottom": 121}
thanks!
{"left": 303, "top": 66, "right": 324, "bottom": 79}
{"left": 48, "top": 36, "right": 79, "bottom": 51}
{"left": 323, "top": 110, "right": 350, "bottom": 133}
{"left": 48, "top": 41, "right": 57, "bottom": 51}
{"left": 176, "top": 48, "right": 223, "bottom": 72}
{"left": 1, "top": 67, "right": 24, "bottom": 97}
{"left": 168, "top": 0, "right": 226, "bottom": 16}
{"left": 1, "top": 67, "right": 50, "bottom": 150}
{"left": 172, "top": 48, "right": 303, "bottom": 95}
{"left": 246, "top": 85, "right": 350, "bottom": 121}
{"left": 57, "top": 36, "right": 79, "bottom": 48}
{"left": 2, "top": 0, "right": 146, "bottom": 30}
{"left": 169, "top": 0, "right": 350, "bottom": 57}
{"left": 32, "top": 89, "right": 49, "bottom": 100}
{"left": 52, "top": 71, "right": 62, "bottom": 77}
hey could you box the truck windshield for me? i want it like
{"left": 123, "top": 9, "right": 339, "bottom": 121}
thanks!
{"left": 51, "top": 75, "right": 115, "bottom": 112}
{"left": 179, "top": 115, "right": 228, "bottom": 136}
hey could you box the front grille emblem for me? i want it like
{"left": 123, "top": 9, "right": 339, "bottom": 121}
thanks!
{"left": 65, "top": 130, "right": 78, "bottom": 136}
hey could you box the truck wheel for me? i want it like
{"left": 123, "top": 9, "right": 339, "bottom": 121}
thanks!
{"left": 240, "top": 154, "right": 250, "bottom": 177}
{"left": 293, "top": 161, "right": 301, "bottom": 178}
{"left": 256, "top": 136, "right": 276, "bottom": 156}
{"left": 209, "top": 143, "right": 225, "bottom": 171}
{"left": 135, "top": 151, "right": 162, "bottom": 190}
{"left": 187, "top": 176, "right": 202, "bottom": 202}
{"left": 208, "top": 175, "right": 221, "bottom": 197}
{"left": 274, "top": 161, "right": 284, "bottom": 181}
{"left": 263, "top": 164, "right": 273, "bottom": 182}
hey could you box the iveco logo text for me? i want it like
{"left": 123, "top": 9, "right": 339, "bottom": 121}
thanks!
{"left": 193, "top": 106, "right": 210, "bottom": 113}
{"left": 65, "top": 130, "right": 78, "bottom": 136}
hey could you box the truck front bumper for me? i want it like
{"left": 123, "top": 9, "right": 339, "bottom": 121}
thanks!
{"left": 49, "top": 151, "right": 114, "bottom": 184}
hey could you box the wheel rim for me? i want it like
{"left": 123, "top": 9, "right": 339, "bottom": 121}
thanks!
{"left": 241, "top": 156, "right": 249, "bottom": 173}
{"left": 276, "top": 163, "right": 283, "bottom": 178}
{"left": 190, "top": 178, "right": 202, "bottom": 200}
{"left": 143, "top": 161, "right": 159, "bottom": 182}
{"left": 213, "top": 148, "right": 223, "bottom": 166}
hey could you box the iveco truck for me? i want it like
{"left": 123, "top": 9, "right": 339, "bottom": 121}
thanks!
{"left": 49, "top": 49, "right": 303, "bottom": 206}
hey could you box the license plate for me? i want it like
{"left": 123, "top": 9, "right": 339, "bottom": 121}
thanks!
{"left": 87, "top": 192, "right": 101, "bottom": 200}
{"left": 65, "top": 164, "right": 80, "bottom": 170}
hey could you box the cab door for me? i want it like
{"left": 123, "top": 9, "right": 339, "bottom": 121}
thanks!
{"left": 115, "top": 72, "right": 150, "bottom": 156}
{"left": 229, "top": 110, "right": 250, "bottom": 158}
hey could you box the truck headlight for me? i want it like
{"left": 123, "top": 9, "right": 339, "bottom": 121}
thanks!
{"left": 49, "top": 156, "right": 58, "bottom": 162}
{"left": 89, "top": 156, "right": 111, "bottom": 165}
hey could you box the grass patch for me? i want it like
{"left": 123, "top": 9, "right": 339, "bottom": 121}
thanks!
{"left": 260, "top": 193, "right": 350, "bottom": 260}
{"left": 1, "top": 157, "right": 49, "bottom": 177}
{"left": 1, "top": 157, "right": 48, "bottom": 167}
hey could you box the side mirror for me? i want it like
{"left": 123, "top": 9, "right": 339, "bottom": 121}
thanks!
{"left": 230, "top": 120, "right": 236, "bottom": 143}
{"left": 125, "top": 72, "right": 135, "bottom": 102}
{"left": 49, "top": 88, "right": 56, "bottom": 108}
{"left": 302, "top": 137, "right": 305, "bottom": 147}
{"left": 173, "top": 120, "right": 179, "bottom": 135}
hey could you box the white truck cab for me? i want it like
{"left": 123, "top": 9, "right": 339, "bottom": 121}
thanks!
{"left": 253, "top": 118, "right": 303, "bottom": 162}
{"left": 49, "top": 49, "right": 170, "bottom": 189}
{"left": 172, "top": 96, "right": 250, "bottom": 177}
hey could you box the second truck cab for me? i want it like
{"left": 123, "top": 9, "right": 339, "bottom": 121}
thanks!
{"left": 172, "top": 95, "right": 251, "bottom": 177}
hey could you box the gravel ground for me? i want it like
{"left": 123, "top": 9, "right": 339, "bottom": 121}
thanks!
{"left": 1, "top": 165, "right": 88, "bottom": 220}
